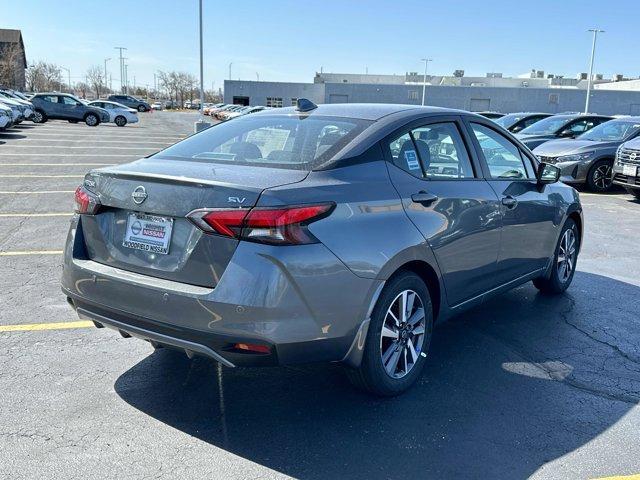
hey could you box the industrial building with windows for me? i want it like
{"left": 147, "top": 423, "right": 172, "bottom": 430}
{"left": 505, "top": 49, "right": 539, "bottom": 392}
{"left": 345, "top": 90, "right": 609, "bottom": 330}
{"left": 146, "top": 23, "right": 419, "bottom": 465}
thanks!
{"left": 224, "top": 70, "right": 640, "bottom": 116}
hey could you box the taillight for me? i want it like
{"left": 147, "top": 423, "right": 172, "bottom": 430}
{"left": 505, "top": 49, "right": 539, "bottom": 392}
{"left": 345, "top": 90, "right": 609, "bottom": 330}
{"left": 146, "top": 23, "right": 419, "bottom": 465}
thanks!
{"left": 74, "top": 185, "right": 100, "bottom": 214}
{"left": 187, "top": 203, "right": 334, "bottom": 245}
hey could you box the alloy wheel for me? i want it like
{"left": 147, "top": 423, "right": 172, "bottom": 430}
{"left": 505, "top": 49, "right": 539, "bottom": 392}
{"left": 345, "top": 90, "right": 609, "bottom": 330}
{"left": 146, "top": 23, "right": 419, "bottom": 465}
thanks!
{"left": 33, "top": 111, "right": 43, "bottom": 123}
{"left": 593, "top": 163, "right": 613, "bottom": 190}
{"left": 379, "top": 289, "right": 426, "bottom": 379}
{"left": 557, "top": 228, "right": 577, "bottom": 283}
{"left": 86, "top": 115, "right": 98, "bottom": 126}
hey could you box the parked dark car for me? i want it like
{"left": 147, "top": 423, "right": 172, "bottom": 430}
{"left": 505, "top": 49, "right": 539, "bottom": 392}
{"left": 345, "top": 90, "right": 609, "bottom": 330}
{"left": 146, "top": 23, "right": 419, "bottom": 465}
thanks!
{"left": 534, "top": 117, "right": 640, "bottom": 192}
{"left": 107, "top": 94, "right": 151, "bottom": 112}
{"left": 63, "top": 101, "right": 582, "bottom": 396}
{"left": 31, "top": 93, "right": 110, "bottom": 126}
{"left": 516, "top": 114, "right": 612, "bottom": 150}
{"left": 613, "top": 136, "right": 640, "bottom": 199}
{"left": 494, "top": 112, "right": 553, "bottom": 133}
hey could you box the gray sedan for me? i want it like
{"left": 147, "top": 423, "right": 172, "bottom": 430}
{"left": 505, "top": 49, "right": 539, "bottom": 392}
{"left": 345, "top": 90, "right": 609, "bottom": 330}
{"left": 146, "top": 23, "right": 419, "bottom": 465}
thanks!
{"left": 533, "top": 117, "right": 640, "bottom": 192}
{"left": 62, "top": 101, "right": 582, "bottom": 396}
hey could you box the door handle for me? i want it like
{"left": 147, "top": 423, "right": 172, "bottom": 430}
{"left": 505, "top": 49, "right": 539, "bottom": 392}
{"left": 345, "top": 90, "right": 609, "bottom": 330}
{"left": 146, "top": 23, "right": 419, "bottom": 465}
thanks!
{"left": 501, "top": 196, "right": 518, "bottom": 209}
{"left": 411, "top": 191, "right": 438, "bottom": 206}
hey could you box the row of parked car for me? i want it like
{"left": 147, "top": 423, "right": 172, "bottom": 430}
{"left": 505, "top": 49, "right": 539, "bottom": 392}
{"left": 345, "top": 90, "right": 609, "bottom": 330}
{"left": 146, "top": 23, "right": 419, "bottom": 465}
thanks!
{"left": 478, "top": 111, "right": 640, "bottom": 196}
{"left": 0, "top": 91, "right": 154, "bottom": 128}
{"left": 203, "top": 103, "right": 271, "bottom": 121}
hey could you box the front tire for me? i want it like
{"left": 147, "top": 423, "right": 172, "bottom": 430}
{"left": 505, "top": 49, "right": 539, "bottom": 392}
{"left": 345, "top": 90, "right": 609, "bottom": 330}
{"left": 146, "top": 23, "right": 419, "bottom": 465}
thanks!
{"left": 346, "top": 271, "right": 433, "bottom": 396}
{"left": 625, "top": 187, "right": 640, "bottom": 200}
{"left": 533, "top": 218, "right": 579, "bottom": 294}
{"left": 586, "top": 159, "right": 613, "bottom": 192}
{"left": 84, "top": 113, "right": 99, "bottom": 127}
{"left": 114, "top": 115, "right": 127, "bottom": 127}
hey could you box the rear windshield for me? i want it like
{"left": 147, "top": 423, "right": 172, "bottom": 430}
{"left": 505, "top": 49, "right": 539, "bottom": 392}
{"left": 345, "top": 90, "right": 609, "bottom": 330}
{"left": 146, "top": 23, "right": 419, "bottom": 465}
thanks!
{"left": 155, "top": 114, "right": 372, "bottom": 170}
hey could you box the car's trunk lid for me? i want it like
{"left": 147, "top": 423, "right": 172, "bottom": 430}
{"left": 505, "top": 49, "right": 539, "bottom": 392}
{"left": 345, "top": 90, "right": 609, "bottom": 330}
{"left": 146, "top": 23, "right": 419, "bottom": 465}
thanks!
{"left": 79, "top": 158, "right": 309, "bottom": 287}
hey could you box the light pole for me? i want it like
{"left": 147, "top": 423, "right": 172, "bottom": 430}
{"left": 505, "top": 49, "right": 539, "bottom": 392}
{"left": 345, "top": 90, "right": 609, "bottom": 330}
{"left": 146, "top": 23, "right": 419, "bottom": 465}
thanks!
{"left": 104, "top": 58, "right": 111, "bottom": 95}
{"left": 584, "top": 29, "right": 604, "bottom": 114}
{"left": 421, "top": 58, "right": 432, "bottom": 106}
{"left": 194, "top": 0, "right": 208, "bottom": 132}
{"left": 61, "top": 67, "right": 71, "bottom": 93}
{"left": 256, "top": 72, "right": 260, "bottom": 82}
{"left": 228, "top": 62, "right": 233, "bottom": 80}
{"left": 114, "top": 47, "right": 127, "bottom": 93}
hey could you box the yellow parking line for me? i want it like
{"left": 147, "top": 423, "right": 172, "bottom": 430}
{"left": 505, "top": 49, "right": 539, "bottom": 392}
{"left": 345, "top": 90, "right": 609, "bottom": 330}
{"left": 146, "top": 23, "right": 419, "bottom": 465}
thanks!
{"left": 0, "top": 250, "right": 63, "bottom": 256}
{"left": 0, "top": 190, "right": 75, "bottom": 194}
{"left": 0, "top": 321, "right": 93, "bottom": 332}
{"left": 0, "top": 213, "right": 72, "bottom": 217}
{"left": 0, "top": 174, "right": 84, "bottom": 178}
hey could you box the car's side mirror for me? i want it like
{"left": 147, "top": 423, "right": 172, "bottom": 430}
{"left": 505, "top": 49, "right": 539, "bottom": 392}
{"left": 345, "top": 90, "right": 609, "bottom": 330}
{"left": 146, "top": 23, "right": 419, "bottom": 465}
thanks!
{"left": 537, "top": 162, "right": 560, "bottom": 184}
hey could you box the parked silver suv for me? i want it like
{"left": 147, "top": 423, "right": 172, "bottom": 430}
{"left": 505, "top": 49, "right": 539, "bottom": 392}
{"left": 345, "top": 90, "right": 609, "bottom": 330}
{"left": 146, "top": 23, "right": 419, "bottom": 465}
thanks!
{"left": 31, "top": 93, "right": 110, "bottom": 126}
{"left": 62, "top": 101, "right": 583, "bottom": 396}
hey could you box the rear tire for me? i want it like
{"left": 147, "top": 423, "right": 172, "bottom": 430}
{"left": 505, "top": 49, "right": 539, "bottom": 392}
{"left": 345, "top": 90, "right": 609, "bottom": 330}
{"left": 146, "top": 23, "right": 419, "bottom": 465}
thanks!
{"left": 533, "top": 218, "right": 579, "bottom": 294}
{"left": 84, "top": 113, "right": 99, "bottom": 127}
{"left": 586, "top": 159, "right": 613, "bottom": 192}
{"left": 32, "top": 110, "right": 47, "bottom": 123}
{"left": 625, "top": 187, "right": 640, "bottom": 200}
{"left": 114, "top": 115, "right": 127, "bottom": 127}
{"left": 346, "top": 271, "right": 433, "bottom": 396}
{"left": 137, "top": 104, "right": 146, "bottom": 112}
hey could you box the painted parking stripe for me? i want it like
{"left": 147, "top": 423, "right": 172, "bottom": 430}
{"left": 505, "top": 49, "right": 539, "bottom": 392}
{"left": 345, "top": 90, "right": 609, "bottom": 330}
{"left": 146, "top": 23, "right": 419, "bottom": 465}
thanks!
{"left": 0, "top": 163, "right": 112, "bottom": 166}
{"left": 18, "top": 139, "right": 174, "bottom": 145}
{"left": 0, "top": 321, "right": 93, "bottom": 332}
{"left": 3, "top": 145, "right": 160, "bottom": 150}
{"left": 0, "top": 174, "right": 84, "bottom": 178}
{"left": 0, "top": 250, "right": 63, "bottom": 256}
{"left": 0, "top": 191, "right": 74, "bottom": 194}
{"left": 0, "top": 154, "right": 138, "bottom": 157}
{"left": 0, "top": 213, "right": 72, "bottom": 217}
{"left": 591, "top": 475, "right": 640, "bottom": 480}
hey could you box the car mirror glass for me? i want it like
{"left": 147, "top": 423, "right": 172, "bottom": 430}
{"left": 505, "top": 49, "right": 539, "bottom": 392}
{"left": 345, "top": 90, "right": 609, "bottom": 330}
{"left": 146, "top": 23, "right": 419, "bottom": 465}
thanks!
{"left": 538, "top": 162, "right": 560, "bottom": 184}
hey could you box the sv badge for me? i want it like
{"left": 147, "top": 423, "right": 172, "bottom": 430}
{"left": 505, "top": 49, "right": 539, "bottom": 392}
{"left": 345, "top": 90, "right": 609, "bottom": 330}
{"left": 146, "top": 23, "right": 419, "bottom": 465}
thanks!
{"left": 228, "top": 196, "right": 246, "bottom": 204}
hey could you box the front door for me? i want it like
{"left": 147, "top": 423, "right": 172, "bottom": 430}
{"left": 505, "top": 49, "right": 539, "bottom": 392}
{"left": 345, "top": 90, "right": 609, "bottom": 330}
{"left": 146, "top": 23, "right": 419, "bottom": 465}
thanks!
{"left": 466, "top": 121, "right": 559, "bottom": 285}
{"left": 384, "top": 117, "right": 502, "bottom": 307}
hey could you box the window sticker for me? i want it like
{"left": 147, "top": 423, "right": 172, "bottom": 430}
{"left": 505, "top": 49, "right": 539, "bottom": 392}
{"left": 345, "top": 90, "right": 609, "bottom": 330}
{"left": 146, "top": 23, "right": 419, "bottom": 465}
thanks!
{"left": 404, "top": 150, "right": 421, "bottom": 171}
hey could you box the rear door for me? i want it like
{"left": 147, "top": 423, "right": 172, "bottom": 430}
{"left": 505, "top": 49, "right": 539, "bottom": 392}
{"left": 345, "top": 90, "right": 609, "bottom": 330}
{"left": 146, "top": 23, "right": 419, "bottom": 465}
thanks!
{"left": 383, "top": 115, "right": 502, "bottom": 307}
{"left": 466, "top": 120, "right": 558, "bottom": 284}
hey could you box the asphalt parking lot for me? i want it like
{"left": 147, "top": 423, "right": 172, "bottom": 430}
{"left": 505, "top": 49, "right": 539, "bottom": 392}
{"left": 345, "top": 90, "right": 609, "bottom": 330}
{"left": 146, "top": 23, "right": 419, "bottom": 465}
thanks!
{"left": 0, "top": 112, "right": 639, "bottom": 480}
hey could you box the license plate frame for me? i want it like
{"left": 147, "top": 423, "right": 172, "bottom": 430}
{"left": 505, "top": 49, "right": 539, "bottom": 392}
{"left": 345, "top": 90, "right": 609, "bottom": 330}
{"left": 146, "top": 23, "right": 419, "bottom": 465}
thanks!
{"left": 123, "top": 212, "right": 174, "bottom": 255}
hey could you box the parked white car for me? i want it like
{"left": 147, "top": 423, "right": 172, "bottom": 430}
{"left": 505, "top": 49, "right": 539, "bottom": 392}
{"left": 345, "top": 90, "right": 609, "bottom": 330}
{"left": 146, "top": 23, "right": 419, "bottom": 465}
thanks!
{"left": 87, "top": 100, "right": 139, "bottom": 127}
{"left": 151, "top": 102, "right": 163, "bottom": 111}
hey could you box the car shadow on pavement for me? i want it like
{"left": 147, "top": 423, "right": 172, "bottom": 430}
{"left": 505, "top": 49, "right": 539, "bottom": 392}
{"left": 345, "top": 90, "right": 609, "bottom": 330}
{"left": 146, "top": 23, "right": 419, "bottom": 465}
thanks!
{"left": 115, "top": 272, "right": 639, "bottom": 479}
{"left": 0, "top": 133, "right": 26, "bottom": 140}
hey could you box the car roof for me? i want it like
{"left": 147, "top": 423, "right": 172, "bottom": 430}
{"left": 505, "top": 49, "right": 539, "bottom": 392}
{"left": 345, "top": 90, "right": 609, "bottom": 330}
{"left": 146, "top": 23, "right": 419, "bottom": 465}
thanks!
{"left": 254, "top": 103, "right": 466, "bottom": 121}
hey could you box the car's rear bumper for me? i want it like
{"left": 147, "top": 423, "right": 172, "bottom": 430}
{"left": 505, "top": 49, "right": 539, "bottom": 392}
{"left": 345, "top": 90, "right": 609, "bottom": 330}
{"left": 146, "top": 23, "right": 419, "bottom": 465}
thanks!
{"left": 62, "top": 216, "right": 380, "bottom": 367}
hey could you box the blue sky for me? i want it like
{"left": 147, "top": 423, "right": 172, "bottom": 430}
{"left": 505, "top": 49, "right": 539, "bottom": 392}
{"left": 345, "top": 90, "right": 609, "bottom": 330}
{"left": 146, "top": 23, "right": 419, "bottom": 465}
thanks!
{"left": 4, "top": 0, "right": 639, "bottom": 90}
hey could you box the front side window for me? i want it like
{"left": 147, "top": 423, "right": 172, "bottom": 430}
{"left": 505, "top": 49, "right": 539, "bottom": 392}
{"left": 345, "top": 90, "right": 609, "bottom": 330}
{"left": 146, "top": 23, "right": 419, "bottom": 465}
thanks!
{"left": 471, "top": 123, "right": 532, "bottom": 179}
{"left": 156, "top": 115, "right": 371, "bottom": 170}
{"left": 61, "top": 96, "right": 80, "bottom": 105}
{"left": 40, "top": 95, "right": 57, "bottom": 103}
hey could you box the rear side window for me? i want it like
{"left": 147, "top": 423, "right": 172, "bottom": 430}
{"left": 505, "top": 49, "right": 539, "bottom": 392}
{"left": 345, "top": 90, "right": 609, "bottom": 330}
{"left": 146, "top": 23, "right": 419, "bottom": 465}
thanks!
{"left": 471, "top": 123, "right": 533, "bottom": 179}
{"left": 156, "top": 115, "right": 371, "bottom": 170}
{"left": 387, "top": 122, "right": 474, "bottom": 179}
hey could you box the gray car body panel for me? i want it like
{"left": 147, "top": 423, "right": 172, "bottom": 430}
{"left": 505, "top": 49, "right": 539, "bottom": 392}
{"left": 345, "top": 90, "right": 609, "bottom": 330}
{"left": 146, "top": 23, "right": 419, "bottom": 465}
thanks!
{"left": 62, "top": 103, "right": 583, "bottom": 367}
{"left": 533, "top": 138, "right": 622, "bottom": 184}
{"left": 31, "top": 93, "right": 109, "bottom": 122}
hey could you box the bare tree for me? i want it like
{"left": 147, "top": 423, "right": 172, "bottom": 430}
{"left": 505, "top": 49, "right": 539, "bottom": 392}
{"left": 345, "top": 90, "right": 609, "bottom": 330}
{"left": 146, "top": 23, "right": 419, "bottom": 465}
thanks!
{"left": 0, "top": 43, "right": 24, "bottom": 88}
{"left": 75, "top": 81, "right": 89, "bottom": 99}
{"left": 25, "top": 61, "right": 62, "bottom": 92}
{"left": 86, "top": 65, "right": 104, "bottom": 98}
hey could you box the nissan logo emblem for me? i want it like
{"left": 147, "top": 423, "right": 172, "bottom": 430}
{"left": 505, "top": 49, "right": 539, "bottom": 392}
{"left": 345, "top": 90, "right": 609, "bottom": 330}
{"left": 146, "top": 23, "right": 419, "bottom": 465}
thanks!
{"left": 631, "top": 152, "right": 638, "bottom": 161}
{"left": 132, "top": 186, "right": 148, "bottom": 205}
